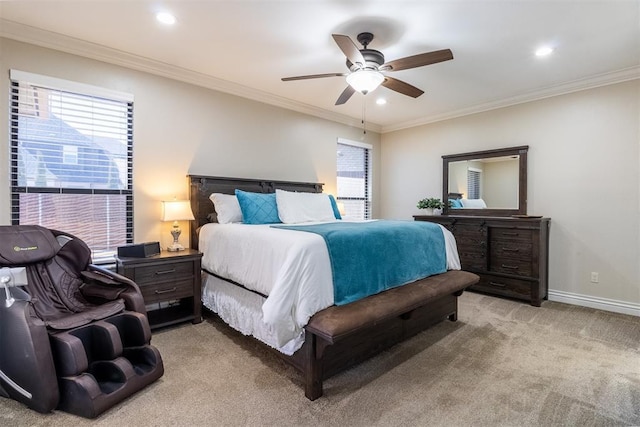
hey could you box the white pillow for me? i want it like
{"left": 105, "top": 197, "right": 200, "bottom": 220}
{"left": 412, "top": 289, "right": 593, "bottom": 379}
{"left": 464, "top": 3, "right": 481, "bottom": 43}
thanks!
{"left": 460, "top": 198, "right": 487, "bottom": 208}
{"left": 275, "top": 189, "right": 336, "bottom": 224}
{"left": 209, "top": 193, "right": 243, "bottom": 224}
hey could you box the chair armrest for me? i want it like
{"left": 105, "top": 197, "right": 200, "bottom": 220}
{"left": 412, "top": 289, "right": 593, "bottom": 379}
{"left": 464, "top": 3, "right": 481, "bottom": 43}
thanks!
{"left": 81, "top": 266, "right": 146, "bottom": 315}
{"left": 85, "top": 265, "right": 141, "bottom": 293}
{"left": 80, "top": 279, "right": 126, "bottom": 301}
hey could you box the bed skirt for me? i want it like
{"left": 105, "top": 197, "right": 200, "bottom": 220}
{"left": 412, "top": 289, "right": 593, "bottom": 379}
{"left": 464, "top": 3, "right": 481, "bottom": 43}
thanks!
{"left": 201, "top": 272, "right": 304, "bottom": 355}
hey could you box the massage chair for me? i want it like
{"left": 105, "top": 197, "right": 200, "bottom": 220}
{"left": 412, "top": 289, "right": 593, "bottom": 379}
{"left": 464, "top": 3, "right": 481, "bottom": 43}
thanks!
{"left": 0, "top": 225, "right": 163, "bottom": 418}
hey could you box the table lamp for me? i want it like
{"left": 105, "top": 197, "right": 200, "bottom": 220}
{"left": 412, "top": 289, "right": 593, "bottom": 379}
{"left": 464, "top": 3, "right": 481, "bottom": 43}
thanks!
{"left": 161, "top": 200, "right": 195, "bottom": 251}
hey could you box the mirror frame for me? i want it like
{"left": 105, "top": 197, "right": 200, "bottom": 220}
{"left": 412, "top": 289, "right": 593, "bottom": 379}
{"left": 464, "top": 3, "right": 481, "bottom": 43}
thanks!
{"left": 442, "top": 145, "right": 528, "bottom": 216}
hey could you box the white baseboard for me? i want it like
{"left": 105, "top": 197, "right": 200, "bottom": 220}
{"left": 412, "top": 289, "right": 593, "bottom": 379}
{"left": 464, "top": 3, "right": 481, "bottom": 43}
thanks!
{"left": 548, "top": 290, "right": 640, "bottom": 317}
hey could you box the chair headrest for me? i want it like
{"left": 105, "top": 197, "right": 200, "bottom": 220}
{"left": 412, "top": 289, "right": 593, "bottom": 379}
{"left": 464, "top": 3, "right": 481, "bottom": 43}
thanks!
{"left": 0, "top": 225, "right": 61, "bottom": 265}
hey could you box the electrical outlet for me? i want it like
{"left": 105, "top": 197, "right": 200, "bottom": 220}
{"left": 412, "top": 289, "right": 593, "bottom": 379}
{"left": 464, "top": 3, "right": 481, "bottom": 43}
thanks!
{"left": 590, "top": 272, "right": 599, "bottom": 283}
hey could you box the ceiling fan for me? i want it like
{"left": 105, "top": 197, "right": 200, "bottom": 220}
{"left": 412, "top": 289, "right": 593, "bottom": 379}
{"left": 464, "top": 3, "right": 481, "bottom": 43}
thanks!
{"left": 282, "top": 32, "right": 453, "bottom": 105}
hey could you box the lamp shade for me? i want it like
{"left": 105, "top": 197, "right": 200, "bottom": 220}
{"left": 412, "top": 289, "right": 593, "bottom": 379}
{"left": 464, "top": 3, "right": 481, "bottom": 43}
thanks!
{"left": 346, "top": 70, "right": 385, "bottom": 94}
{"left": 161, "top": 200, "right": 195, "bottom": 222}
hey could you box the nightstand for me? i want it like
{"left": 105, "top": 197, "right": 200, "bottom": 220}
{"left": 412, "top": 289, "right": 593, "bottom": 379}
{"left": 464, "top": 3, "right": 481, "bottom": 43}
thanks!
{"left": 115, "top": 249, "right": 203, "bottom": 330}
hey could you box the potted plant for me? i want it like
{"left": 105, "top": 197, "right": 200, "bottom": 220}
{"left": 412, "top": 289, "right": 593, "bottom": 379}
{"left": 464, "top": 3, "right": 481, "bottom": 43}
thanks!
{"left": 417, "top": 197, "right": 444, "bottom": 215}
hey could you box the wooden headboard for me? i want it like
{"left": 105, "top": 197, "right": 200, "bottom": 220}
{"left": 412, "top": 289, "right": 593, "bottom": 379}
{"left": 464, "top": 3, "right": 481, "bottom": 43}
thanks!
{"left": 188, "top": 175, "right": 324, "bottom": 250}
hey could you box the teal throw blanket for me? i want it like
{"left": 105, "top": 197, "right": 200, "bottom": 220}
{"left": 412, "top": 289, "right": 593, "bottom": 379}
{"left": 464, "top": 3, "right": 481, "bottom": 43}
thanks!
{"left": 274, "top": 220, "right": 446, "bottom": 305}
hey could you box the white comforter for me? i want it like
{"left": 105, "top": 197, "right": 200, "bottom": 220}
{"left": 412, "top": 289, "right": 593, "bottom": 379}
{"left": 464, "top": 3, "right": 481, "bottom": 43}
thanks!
{"left": 199, "top": 220, "right": 460, "bottom": 353}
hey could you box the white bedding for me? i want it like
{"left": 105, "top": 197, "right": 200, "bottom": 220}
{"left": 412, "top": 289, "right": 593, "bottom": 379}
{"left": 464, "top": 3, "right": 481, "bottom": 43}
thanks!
{"left": 199, "top": 220, "right": 461, "bottom": 354}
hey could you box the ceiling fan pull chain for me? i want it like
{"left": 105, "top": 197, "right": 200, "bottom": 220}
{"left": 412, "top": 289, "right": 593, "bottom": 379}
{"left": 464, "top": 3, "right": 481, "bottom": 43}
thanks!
{"left": 362, "top": 99, "right": 367, "bottom": 135}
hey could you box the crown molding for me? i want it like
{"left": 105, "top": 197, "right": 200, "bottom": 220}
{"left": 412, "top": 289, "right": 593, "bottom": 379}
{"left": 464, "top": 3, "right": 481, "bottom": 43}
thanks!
{"left": 0, "top": 19, "right": 379, "bottom": 133}
{"left": 3, "top": 19, "right": 637, "bottom": 135}
{"left": 382, "top": 65, "right": 640, "bottom": 133}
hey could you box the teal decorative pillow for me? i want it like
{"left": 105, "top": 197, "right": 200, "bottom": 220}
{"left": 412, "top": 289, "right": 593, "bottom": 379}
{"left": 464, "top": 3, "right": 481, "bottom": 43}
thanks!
{"left": 235, "top": 189, "right": 281, "bottom": 224}
{"left": 328, "top": 195, "right": 342, "bottom": 220}
{"left": 449, "top": 199, "right": 463, "bottom": 208}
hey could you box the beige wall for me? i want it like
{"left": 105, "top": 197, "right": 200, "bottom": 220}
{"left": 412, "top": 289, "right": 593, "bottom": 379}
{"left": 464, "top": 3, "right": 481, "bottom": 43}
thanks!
{"left": 0, "top": 38, "right": 381, "bottom": 248}
{"left": 380, "top": 80, "right": 640, "bottom": 307}
{"left": 483, "top": 159, "right": 519, "bottom": 208}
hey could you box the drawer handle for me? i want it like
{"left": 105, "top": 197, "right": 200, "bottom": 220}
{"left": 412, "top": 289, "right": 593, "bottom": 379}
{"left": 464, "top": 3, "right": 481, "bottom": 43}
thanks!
{"left": 501, "top": 232, "right": 519, "bottom": 236}
{"left": 501, "top": 264, "right": 519, "bottom": 270}
{"left": 501, "top": 247, "right": 520, "bottom": 252}
{"left": 155, "top": 269, "right": 176, "bottom": 275}
{"left": 155, "top": 287, "right": 177, "bottom": 295}
{"left": 489, "top": 281, "right": 507, "bottom": 288}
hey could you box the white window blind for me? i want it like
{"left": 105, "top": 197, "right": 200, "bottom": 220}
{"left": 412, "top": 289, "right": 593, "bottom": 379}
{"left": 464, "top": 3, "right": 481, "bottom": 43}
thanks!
{"left": 336, "top": 139, "right": 372, "bottom": 219}
{"left": 467, "top": 168, "right": 481, "bottom": 199}
{"left": 10, "top": 71, "right": 134, "bottom": 262}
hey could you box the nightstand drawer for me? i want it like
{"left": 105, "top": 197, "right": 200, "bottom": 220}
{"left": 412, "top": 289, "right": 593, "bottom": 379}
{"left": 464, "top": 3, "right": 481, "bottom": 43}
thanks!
{"left": 140, "top": 278, "right": 194, "bottom": 304}
{"left": 133, "top": 261, "right": 195, "bottom": 284}
{"left": 115, "top": 249, "right": 203, "bottom": 329}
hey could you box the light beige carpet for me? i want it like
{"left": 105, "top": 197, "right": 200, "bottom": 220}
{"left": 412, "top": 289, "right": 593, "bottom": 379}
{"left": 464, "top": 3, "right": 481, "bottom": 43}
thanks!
{"left": 1, "top": 292, "right": 639, "bottom": 426}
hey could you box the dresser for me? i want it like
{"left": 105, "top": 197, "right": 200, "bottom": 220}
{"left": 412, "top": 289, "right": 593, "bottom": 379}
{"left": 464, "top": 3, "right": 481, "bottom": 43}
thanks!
{"left": 115, "top": 249, "right": 203, "bottom": 329}
{"left": 414, "top": 215, "right": 550, "bottom": 306}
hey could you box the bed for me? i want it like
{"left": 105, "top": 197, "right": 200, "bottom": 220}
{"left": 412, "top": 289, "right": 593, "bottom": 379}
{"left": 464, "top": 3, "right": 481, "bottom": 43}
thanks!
{"left": 448, "top": 192, "right": 487, "bottom": 209}
{"left": 189, "top": 175, "right": 479, "bottom": 399}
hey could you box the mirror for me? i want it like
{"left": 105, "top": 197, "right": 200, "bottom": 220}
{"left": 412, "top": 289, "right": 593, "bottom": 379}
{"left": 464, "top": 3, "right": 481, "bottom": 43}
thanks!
{"left": 442, "top": 146, "right": 528, "bottom": 216}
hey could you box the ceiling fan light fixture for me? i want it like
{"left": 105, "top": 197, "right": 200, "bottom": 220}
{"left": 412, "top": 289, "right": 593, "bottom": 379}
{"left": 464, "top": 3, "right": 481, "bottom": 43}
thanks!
{"left": 535, "top": 46, "right": 554, "bottom": 57}
{"left": 156, "top": 12, "right": 176, "bottom": 25}
{"left": 346, "top": 70, "right": 384, "bottom": 94}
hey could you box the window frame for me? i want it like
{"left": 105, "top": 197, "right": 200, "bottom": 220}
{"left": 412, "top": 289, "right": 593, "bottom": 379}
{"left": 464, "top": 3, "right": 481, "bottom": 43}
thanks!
{"left": 336, "top": 138, "right": 372, "bottom": 220}
{"left": 9, "top": 70, "right": 134, "bottom": 263}
{"left": 467, "top": 167, "right": 482, "bottom": 199}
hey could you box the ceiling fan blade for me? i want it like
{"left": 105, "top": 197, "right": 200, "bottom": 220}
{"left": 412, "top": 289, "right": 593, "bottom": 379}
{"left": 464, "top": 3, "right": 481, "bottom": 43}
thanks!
{"left": 381, "top": 49, "right": 453, "bottom": 72}
{"left": 282, "top": 72, "right": 347, "bottom": 81}
{"left": 335, "top": 86, "right": 356, "bottom": 105}
{"left": 332, "top": 34, "right": 366, "bottom": 67}
{"left": 381, "top": 76, "right": 424, "bottom": 98}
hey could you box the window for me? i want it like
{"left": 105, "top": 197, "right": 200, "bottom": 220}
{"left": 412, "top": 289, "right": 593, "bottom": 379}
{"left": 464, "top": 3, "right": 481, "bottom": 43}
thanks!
{"left": 467, "top": 168, "right": 481, "bottom": 199}
{"left": 336, "top": 139, "right": 372, "bottom": 219}
{"left": 10, "top": 70, "right": 133, "bottom": 262}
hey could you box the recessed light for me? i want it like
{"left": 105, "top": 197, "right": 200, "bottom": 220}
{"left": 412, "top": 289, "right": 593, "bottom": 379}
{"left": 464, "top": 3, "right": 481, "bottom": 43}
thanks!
{"left": 375, "top": 98, "right": 387, "bottom": 105}
{"left": 156, "top": 12, "right": 176, "bottom": 25}
{"left": 535, "top": 46, "right": 554, "bottom": 57}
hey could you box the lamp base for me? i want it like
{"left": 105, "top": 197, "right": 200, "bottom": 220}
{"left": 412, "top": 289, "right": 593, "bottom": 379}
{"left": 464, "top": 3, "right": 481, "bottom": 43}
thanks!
{"left": 168, "top": 224, "right": 185, "bottom": 251}
{"left": 167, "top": 242, "right": 185, "bottom": 252}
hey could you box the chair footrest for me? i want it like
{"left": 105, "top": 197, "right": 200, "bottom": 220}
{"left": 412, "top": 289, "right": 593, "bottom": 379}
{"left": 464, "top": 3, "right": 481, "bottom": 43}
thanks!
{"left": 57, "top": 345, "right": 164, "bottom": 418}
{"left": 49, "top": 312, "right": 164, "bottom": 418}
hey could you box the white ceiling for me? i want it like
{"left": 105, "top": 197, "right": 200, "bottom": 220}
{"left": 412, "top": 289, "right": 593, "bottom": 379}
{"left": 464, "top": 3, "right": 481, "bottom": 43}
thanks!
{"left": 1, "top": 1, "right": 639, "bottom": 133}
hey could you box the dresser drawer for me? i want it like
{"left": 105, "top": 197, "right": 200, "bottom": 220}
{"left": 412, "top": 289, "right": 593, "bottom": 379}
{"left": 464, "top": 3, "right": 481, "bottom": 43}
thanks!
{"left": 452, "top": 224, "right": 486, "bottom": 241}
{"left": 472, "top": 274, "right": 534, "bottom": 301}
{"left": 452, "top": 224, "right": 487, "bottom": 271}
{"left": 133, "top": 261, "right": 195, "bottom": 284}
{"left": 139, "top": 278, "right": 194, "bottom": 304}
{"left": 488, "top": 257, "right": 533, "bottom": 277}
{"left": 489, "top": 227, "right": 533, "bottom": 243}
{"left": 458, "top": 248, "right": 486, "bottom": 271}
{"left": 490, "top": 241, "right": 532, "bottom": 260}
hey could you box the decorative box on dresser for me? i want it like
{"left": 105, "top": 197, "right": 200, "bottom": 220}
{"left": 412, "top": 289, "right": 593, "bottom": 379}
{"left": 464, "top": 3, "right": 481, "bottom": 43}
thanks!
{"left": 115, "top": 249, "right": 203, "bottom": 329}
{"left": 414, "top": 215, "right": 550, "bottom": 306}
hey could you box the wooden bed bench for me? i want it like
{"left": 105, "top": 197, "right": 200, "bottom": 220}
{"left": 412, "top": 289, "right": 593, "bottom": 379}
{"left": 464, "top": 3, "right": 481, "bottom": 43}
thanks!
{"left": 288, "top": 270, "right": 479, "bottom": 400}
